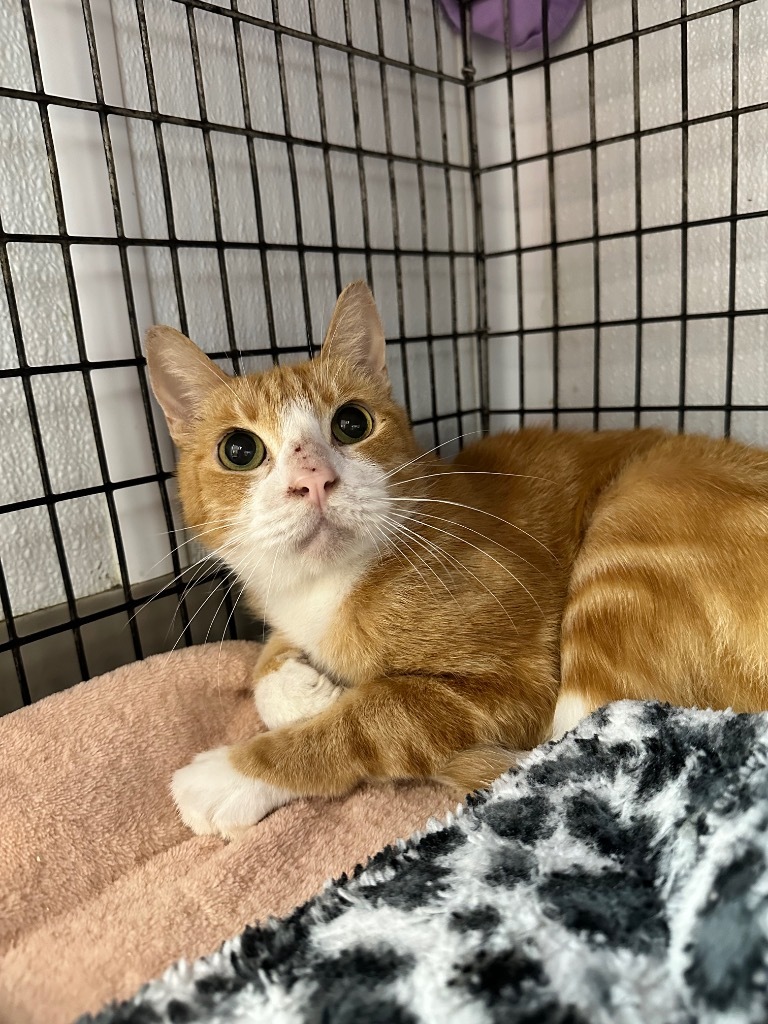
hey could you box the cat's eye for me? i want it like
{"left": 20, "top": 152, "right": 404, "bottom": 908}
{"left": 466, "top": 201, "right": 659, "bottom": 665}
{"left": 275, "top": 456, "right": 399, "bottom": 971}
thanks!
{"left": 218, "top": 430, "right": 266, "bottom": 471}
{"left": 331, "top": 403, "right": 373, "bottom": 445}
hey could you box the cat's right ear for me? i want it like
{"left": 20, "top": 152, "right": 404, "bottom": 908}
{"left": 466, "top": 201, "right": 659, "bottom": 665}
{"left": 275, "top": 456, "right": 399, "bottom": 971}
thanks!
{"left": 321, "top": 281, "right": 388, "bottom": 382}
{"left": 145, "top": 326, "right": 229, "bottom": 444}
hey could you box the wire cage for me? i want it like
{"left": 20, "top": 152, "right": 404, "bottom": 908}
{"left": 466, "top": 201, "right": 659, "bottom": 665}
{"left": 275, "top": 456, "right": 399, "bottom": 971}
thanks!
{"left": 1, "top": 0, "right": 767, "bottom": 714}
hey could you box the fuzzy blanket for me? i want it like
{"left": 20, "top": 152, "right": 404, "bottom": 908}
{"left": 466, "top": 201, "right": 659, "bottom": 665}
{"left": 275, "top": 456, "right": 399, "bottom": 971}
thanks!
{"left": 0, "top": 642, "right": 451, "bottom": 1024}
{"left": 82, "top": 700, "right": 768, "bottom": 1024}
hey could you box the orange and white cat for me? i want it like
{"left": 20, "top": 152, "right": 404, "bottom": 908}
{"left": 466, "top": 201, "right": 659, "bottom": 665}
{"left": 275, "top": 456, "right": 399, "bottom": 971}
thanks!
{"left": 147, "top": 282, "right": 768, "bottom": 838}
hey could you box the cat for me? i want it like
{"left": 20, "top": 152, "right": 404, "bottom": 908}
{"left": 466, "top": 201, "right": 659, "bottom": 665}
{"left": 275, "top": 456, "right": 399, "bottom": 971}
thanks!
{"left": 147, "top": 281, "right": 768, "bottom": 838}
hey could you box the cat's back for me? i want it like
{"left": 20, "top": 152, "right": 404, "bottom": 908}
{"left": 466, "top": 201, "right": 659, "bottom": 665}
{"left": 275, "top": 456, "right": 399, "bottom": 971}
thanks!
{"left": 582, "top": 429, "right": 768, "bottom": 544}
{"left": 455, "top": 425, "right": 768, "bottom": 525}
{"left": 452, "top": 426, "right": 670, "bottom": 544}
{"left": 558, "top": 428, "right": 768, "bottom": 716}
{"left": 458, "top": 426, "right": 768, "bottom": 716}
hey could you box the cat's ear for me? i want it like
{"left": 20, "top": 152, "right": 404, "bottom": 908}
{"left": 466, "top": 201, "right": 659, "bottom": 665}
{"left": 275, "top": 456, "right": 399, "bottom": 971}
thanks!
{"left": 321, "top": 281, "right": 387, "bottom": 381}
{"left": 145, "top": 326, "right": 229, "bottom": 444}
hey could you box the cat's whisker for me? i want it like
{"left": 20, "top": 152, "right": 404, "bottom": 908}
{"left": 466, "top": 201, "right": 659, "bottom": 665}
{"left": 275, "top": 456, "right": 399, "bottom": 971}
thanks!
{"left": 162, "top": 573, "right": 237, "bottom": 700}
{"left": 160, "top": 527, "right": 269, "bottom": 669}
{"left": 123, "top": 548, "right": 226, "bottom": 633}
{"left": 387, "top": 470, "right": 552, "bottom": 487}
{"left": 145, "top": 520, "right": 237, "bottom": 550}
{"left": 216, "top": 559, "right": 261, "bottom": 700}
{"left": 366, "top": 516, "right": 434, "bottom": 589}
{"left": 378, "top": 520, "right": 444, "bottom": 602}
{"left": 385, "top": 507, "right": 543, "bottom": 615}
{"left": 142, "top": 519, "right": 241, "bottom": 588}
{"left": 163, "top": 573, "right": 228, "bottom": 651}
{"left": 204, "top": 542, "right": 276, "bottom": 651}
{"left": 372, "top": 520, "right": 439, "bottom": 601}
{"left": 385, "top": 505, "right": 549, "bottom": 579}
{"left": 377, "top": 431, "right": 484, "bottom": 483}
{"left": 376, "top": 512, "right": 517, "bottom": 628}
{"left": 385, "top": 496, "right": 558, "bottom": 562}
{"left": 362, "top": 521, "right": 386, "bottom": 563}
{"left": 170, "top": 521, "right": 240, "bottom": 547}
{"left": 412, "top": 532, "right": 480, "bottom": 613}
{"left": 158, "top": 572, "right": 234, "bottom": 674}
{"left": 189, "top": 546, "right": 271, "bottom": 690}
{"left": 162, "top": 540, "right": 243, "bottom": 634}
{"left": 368, "top": 516, "right": 438, "bottom": 600}
{"left": 169, "top": 557, "right": 223, "bottom": 626}
{"left": 384, "top": 517, "right": 457, "bottom": 583}
{"left": 167, "top": 549, "right": 232, "bottom": 636}
{"left": 204, "top": 572, "right": 245, "bottom": 650}
{"left": 132, "top": 539, "right": 196, "bottom": 582}
{"left": 169, "top": 515, "right": 242, "bottom": 532}
{"left": 377, "top": 515, "right": 460, "bottom": 608}
{"left": 368, "top": 520, "right": 396, "bottom": 565}
{"left": 142, "top": 522, "right": 240, "bottom": 578}
{"left": 159, "top": 543, "right": 250, "bottom": 667}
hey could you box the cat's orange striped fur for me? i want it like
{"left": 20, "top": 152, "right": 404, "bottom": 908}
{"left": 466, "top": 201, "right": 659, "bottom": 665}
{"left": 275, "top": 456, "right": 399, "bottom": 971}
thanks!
{"left": 147, "top": 282, "right": 768, "bottom": 838}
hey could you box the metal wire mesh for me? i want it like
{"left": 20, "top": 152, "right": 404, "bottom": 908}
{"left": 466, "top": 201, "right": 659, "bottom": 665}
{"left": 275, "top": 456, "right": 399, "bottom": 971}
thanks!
{"left": 1, "top": 0, "right": 767, "bottom": 712}
{"left": 479, "top": 0, "right": 768, "bottom": 435}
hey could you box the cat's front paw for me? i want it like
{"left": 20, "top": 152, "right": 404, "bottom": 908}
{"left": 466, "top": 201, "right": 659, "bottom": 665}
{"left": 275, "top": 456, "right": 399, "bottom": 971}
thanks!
{"left": 254, "top": 656, "right": 342, "bottom": 730}
{"left": 171, "top": 746, "right": 293, "bottom": 839}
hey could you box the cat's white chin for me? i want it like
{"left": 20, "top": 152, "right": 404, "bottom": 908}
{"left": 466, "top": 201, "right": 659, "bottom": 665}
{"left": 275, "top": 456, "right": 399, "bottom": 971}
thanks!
{"left": 171, "top": 746, "right": 294, "bottom": 840}
{"left": 295, "top": 516, "right": 354, "bottom": 559}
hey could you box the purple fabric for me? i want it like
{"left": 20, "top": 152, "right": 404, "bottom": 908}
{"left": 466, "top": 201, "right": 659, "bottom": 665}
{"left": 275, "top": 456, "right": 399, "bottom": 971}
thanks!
{"left": 438, "top": 0, "right": 584, "bottom": 51}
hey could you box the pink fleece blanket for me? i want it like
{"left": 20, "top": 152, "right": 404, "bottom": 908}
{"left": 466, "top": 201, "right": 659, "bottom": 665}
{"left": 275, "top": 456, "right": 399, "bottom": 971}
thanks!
{"left": 0, "top": 642, "right": 452, "bottom": 1024}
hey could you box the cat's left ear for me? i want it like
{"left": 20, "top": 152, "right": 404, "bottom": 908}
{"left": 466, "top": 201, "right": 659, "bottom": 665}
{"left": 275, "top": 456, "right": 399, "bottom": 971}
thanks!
{"left": 145, "top": 325, "right": 230, "bottom": 444}
{"left": 321, "top": 281, "right": 387, "bottom": 382}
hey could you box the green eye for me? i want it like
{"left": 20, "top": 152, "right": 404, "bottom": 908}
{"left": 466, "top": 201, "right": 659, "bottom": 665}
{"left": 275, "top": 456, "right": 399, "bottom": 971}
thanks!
{"left": 331, "top": 403, "right": 373, "bottom": 445}
{"left": 218, "top": 430, "right": 266, "bottom": 471}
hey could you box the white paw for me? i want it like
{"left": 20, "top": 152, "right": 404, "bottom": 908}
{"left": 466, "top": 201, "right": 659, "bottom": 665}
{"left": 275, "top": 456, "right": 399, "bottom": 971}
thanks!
{"left": 254, "top": 657, "right": 342, "bottom": 730}
{"left": 171, "top": 746, "right": 293, "bottom": 839}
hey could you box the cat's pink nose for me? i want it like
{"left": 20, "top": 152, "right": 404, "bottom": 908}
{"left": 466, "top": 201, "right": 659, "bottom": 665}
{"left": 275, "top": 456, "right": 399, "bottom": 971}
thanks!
{"left": 289, "top": 466, "right": 338, "bottom": 509}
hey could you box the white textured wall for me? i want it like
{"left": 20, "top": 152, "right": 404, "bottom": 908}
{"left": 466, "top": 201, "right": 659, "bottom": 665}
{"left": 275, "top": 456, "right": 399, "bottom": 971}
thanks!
{"left": 478, "top": 0, "right": 768, "bottom": 441}
{"left": 1, "top": 0, "right": 154, "bottom": 616}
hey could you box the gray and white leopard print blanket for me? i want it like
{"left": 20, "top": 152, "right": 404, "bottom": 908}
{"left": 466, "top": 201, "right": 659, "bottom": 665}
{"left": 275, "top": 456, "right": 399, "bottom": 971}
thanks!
{"left": 82, "top": 701, "right": 768, "bottom": 1024}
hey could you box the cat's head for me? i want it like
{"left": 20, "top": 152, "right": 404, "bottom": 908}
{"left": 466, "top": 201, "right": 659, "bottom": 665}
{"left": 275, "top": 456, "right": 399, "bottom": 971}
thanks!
{"left": 146, "top": 282, "right": 421, "bottom": 592}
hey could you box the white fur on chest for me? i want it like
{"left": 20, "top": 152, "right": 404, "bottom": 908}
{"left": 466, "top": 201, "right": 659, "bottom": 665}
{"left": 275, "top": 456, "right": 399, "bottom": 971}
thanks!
{"left": 261, "top": 564, "right": 363, "bottom": 661}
